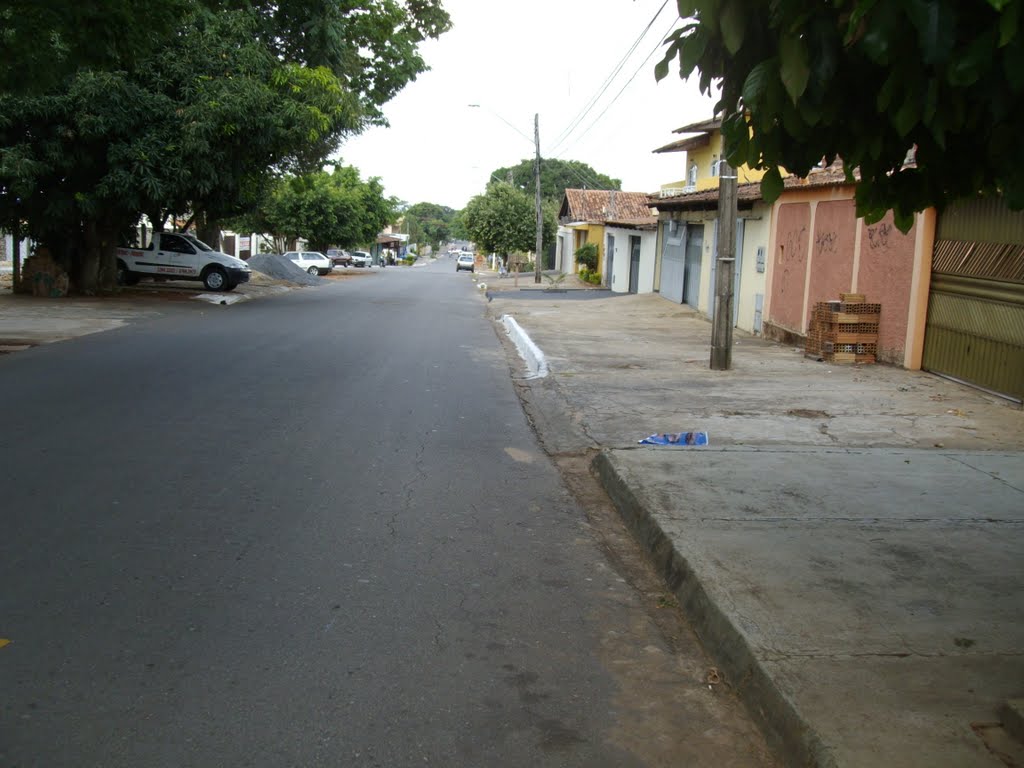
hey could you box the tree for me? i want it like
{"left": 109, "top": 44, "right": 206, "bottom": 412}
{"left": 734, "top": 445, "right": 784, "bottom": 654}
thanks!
{"left": 490, "top": 158, "right": 621, "bottom": 205}
{"left": 237, "top": 166, "right": 395, "bottom": 253}
{"left": 656, "top": 0, "right": 1024, "bottom": 231}
{"left": 401, "top": 202, "right": 456, "bottom": 249}
{"left": 461, "top": 183, "right": 555, "bottom": 259}
{"left": 0, "top": 0, "right": 451, "bottom": 292}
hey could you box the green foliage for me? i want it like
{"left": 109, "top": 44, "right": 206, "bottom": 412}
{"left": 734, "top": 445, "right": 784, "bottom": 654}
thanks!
{"left": 401, "top": 201, "right": 456, "bottom": 249}
{"left": 0, "top": 0, "right": 451, "bottom": 291}
{"left": 574, "top": 242, "right": 599, "bottom": 271}
{"left": 246, "top": 166, "right": 396, "bottom": 252}
{"left": 0, "top": 0, "right": 190, "bottom": 93}
{"left": 489, "top": 159, "right": 621, "bottom": 205}
{"left": 657, "top": 0, "right": 1024, "bottom": 229}
{"left": 578, "top": 267, "right": 602, "bottom": 285}
{"left": 462, "top": 184, "right": 556, "bottom": 256}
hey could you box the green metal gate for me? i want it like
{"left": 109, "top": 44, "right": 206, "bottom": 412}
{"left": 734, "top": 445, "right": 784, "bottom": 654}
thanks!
{"left": 922, "top": 198, "right": 1024, "bottom": 402}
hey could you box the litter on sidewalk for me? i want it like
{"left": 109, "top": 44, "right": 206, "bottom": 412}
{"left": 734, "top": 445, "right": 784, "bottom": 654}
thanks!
{"left": 638, "top": 431, "right": 709, "bottom": 446}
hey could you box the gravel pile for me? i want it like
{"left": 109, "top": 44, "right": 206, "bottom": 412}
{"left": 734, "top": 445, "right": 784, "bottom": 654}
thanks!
{"left": 247, "top": 253, "right": 323, "bottom": 286}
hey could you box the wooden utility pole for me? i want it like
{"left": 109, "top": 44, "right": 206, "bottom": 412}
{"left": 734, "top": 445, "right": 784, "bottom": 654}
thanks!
{"left": 710, "top": 161, "right": 737, "bottom": 370}
{"left": 534, "top": 113, "right": 543, "bottom": 284}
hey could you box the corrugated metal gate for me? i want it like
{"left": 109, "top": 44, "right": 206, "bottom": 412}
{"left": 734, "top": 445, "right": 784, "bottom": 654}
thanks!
{"left": 659, "top": 220, "right": 685, "bottom": 303}
{"left": 922, "top": 197, "right": 1024, "bottom": 402}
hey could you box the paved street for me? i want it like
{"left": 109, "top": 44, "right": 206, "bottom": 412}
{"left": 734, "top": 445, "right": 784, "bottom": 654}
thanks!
{"left": 0, "top": 261, "right": 774, "bottom": 767}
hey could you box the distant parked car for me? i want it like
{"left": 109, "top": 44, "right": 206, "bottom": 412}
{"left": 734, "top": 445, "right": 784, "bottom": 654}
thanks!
{"left": 326, "top": 249, "right": 352, "bottom": 267}
{"left": 456, "top": 253, "right": 475, "bottom": 273}
{"left": 351, "top": 250, "right": 372, "bottom": 267}
{"left": 284, "top": 251, "right": 332, "bottom": 276}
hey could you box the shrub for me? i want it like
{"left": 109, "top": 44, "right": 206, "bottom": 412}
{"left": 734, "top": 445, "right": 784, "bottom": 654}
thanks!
{"left": 574, "top": 242, "right": 598, "bottom": 271}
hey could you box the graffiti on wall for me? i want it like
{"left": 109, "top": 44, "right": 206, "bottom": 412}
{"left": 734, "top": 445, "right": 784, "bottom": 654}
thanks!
{"left": 814, "top": 230, "right": 838, "bottom": 254}
{"left": 866, "top": 222, "right": 893, "bottom": 249}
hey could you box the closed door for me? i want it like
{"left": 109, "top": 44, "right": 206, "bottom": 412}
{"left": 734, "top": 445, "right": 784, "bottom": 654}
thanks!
{"left": 629, "top": 236, "right": 641, "bottom": 293}
{"left": 683, "top": 225, "right": 703, "bottom": 307}
{"left": 606, "top": 234, "right": 615, "bottom": 288}
{"left": 659, "top": 221, "right": 685, "bottom": 303}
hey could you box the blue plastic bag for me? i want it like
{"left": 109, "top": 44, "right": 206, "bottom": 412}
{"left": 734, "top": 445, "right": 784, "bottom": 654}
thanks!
{"left": 638, "top": 431, "right": 709, "bottom": 446}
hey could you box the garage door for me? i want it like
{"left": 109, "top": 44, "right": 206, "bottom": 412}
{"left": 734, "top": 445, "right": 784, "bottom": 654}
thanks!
{"left": 922, "top": 198, "right": 1024, "bottom": 402}
{"left": 659, "top": 220, "right": 685, "bottom": 303}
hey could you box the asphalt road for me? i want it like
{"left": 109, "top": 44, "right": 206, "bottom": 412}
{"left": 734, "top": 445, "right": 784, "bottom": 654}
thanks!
{"left": 0, "top": 260, "right": 772, "bottom": 767}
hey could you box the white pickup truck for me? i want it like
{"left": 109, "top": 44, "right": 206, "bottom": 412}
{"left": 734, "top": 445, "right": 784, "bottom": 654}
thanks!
{"left": 116, "top": 232, "right": 251, "bottom": 291}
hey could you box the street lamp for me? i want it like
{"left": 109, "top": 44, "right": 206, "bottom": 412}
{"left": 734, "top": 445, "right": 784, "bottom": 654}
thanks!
{"left": 468, "top": 104, "right": 544, "bottom": 284}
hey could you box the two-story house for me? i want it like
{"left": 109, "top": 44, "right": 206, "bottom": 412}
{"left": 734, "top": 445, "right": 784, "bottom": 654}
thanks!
{"left": 650, "top": 118, "right": 773, "bottom": 334}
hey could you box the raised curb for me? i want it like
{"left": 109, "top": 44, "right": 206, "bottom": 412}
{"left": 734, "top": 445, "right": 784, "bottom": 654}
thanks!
{"left": 591, "top": 449, "right": 836, "bottom": 768}
{"left": 501, "top": 314, "right": 549, "bottom": 378}
{"left": 1002, "top": 699, "right": 1024, "bottom": 745}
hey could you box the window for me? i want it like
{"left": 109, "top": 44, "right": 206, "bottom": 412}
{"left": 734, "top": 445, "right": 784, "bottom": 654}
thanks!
{"left": 710, "top": 154, "right": 719, "bottom": 177}
{"left": 161, "top": 234, "right": 195, "bottom": 254}
{"left": 687, "top": 163, "right": 698, "bottom": 186}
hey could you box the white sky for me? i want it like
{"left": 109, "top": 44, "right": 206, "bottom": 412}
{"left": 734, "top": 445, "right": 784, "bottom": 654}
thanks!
{"left": 334, "top": 0, "right": 718, "bottom": 211}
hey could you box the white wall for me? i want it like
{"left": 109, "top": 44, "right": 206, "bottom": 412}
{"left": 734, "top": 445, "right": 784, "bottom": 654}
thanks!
{"left": 606, "top": 227, "right": 657, "bottom": 294}
{"left": 2, "top": 234, "right": 33, "bottom": 262}
{"left": 556, "top": 227, "right": 575, "bottom": 273}
{"left": 736, "top": 207, "right": 769, "bottom": 334}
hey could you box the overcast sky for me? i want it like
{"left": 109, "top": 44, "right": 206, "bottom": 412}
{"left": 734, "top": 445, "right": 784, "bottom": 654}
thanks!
{"left": 335, "top": 0, "right": 718, "bottom": 211}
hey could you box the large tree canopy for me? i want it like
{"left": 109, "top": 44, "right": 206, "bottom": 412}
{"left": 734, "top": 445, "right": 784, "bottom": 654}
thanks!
{"left": 490, "top": 158, "right": 622, "bottom": 205}
{"left": 0, "top": 0, "right": 450, "bottom": 292}
{"left": 657, "top": 0, "right": 1024, "bottom": 230}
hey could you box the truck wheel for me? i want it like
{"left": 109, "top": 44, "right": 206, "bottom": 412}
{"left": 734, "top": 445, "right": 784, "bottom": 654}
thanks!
{"left": 202, "top": 266, "right": 229, "bottom": 291}
{"left": 117, "top": 260, "right": 140, "bottom": 286}
{"left": 307, "top": 266, "right": 319, "bottom": 275}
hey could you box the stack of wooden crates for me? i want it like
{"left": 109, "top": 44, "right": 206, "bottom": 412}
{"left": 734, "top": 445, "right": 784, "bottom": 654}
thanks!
{"left": 806, "top": 293, "right": 880, "bottom": 364}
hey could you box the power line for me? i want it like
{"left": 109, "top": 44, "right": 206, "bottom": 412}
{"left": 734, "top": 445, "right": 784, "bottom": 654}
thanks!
{"left": 552, "top": 18, "right": 678, "bottom": 161}
{"left": 548, "top": 0, "right": 669, "bottom": 156}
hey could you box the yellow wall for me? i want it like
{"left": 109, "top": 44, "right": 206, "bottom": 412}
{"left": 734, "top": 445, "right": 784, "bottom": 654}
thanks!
{"left": 571, "top": 224, "right": 606, "bottom": 271}
{"left": 687, "top": 132, "right": 768, "bottom": 190}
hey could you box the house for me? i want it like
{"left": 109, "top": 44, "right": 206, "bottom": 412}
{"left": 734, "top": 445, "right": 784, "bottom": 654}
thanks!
{"left": 650, "top": 119, "right": 772, "bottom": 335}
{"left": 651, "top": 118, "right": 1022, "bottom": 401}
{"left": 555, "top": 189, "right": 657, "bottom": 293}
{"left": 654, "top": 117, "right": 769, "bottom": 197}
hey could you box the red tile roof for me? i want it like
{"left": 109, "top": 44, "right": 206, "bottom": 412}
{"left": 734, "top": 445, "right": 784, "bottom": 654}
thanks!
{"left": 561, "top": 189, "right": 656, "bottom": 224}
{"left": 650, "top": 163, "right": 859, "bottom": 210}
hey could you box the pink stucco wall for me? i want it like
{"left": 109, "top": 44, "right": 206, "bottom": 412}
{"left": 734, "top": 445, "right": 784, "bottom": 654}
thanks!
{"left": 770, "top": 203, "right": 811, "bottom": 333}
{"left": 806, "top": 200, "right": 857, "bottom": 324}
{"left": 856, "top": 213, "right": 917, "bottom": 364}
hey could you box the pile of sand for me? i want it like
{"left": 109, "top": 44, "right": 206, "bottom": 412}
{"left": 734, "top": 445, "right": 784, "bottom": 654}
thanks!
{"left": 247, "top": 254, "right": 323, "bottom": 286}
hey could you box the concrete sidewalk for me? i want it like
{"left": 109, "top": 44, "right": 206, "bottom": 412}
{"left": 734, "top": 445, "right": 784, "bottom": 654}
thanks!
{"left": 486, "top": 290, "right": 1024, "bottom": 767}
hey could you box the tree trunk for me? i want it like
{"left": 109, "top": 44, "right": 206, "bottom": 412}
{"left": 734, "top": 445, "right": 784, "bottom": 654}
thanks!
{"left": 78, "top": 220, "right": 102, "bottom": 295}
{"left": 76, "top": 220, "right": 118, "bottom": 294}
{"left": 196, "top": 211, "right": 222, "bottom": 250}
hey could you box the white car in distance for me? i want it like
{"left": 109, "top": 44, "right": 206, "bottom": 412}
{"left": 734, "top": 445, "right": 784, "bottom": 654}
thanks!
{"left": 285, "top": 251, "right": 332, "bottom": 276}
